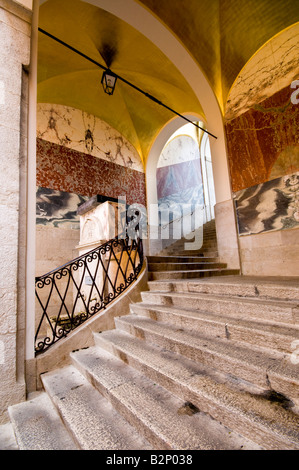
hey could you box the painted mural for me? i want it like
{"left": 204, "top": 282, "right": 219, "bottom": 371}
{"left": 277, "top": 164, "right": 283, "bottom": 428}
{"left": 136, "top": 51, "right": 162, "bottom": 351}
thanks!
{"left": 36, "top": 186, "right": 88, "bottom": 229}
{"left": 225, "top": 23, "right": 299, "bottom": 121}
{"left": 234, "top": 171, "right": 299, "bottom": 236}
{"left": 156, "top": 135, "right": 204, "bottom": 224}
{"left": 36, "top": 103, "right": 146, "bottom": 214}
{"left": 37, "top": 103, "right": 144, "bottom": 172}
{"left": 36, "top": 138, "right": 146, "bottom": 207}
{"left": 225, "top": 84, "right": 299, "bottom": 193}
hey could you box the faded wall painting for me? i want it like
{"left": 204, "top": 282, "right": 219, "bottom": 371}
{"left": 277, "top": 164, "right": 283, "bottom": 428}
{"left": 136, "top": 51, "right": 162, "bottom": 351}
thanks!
{"left": 225, "top": 23, "right": 299, "bottom": 122}
{"left": 225, "top": 84, "right": 299, "bottom": 193}
{"left": 36, "top": 103, "right": 146, "bottom": 208}
{"left": 36, "top": 187, "right": 88, "bottom": 229}
{"left": 37, "top": 103, "right": 144, "bottom": 172}
{"left": 234, "top": 171, "right": 299, "bottom": 236}
{"left": 36, "top": 139, "right": 146, "bottom": 207}
{"left": 156, "top": 135, "right": 204, "bottom": 223}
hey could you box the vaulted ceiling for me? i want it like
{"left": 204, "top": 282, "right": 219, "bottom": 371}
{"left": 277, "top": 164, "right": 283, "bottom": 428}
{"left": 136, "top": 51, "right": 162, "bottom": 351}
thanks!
{"left": 37, "top": 0, "right": 299, "bottom": 165}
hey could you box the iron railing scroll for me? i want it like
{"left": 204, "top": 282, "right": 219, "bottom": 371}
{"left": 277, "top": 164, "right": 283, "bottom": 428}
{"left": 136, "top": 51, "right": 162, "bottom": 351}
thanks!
{"left": 35, "top": 234, "right": 143, "bottom": 355}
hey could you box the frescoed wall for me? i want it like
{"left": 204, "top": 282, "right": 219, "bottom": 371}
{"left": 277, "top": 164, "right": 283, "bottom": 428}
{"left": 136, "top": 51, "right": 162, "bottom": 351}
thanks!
{"left": 36, "top": 138, "right": 146, "bottom": 208}
{"left": 156, "top": 135, "right": 204, "bottom": 223}
{"left": 36, "top": 103, "right": 146, "bottom": 209}
{"left": 234, "top": 171, "right": 299, "bottom": 236}
{"left": 225, "top": 75, "right": 299, "bottom": 276}
{"left": 36, "top": 186, "right": 88, "bottom": 230}
{"left": 36, "top": 104, "right": 145, "bottom": 275}
{"left": 37, "top": 103, "right": 144, "bottom": 172}
{"left": 225, "top": 84, "right": 299, "bottom": 194}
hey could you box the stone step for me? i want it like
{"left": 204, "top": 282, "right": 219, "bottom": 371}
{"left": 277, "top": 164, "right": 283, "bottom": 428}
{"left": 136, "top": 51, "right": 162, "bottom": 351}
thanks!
{"left": 148, "top": 268, "right": 240, "bottom": 281}
{"left": 41, "top": 365, "right": 152, "bottom": 450}
{"left": 147, "top": 256, "right": 219, "bottom": 263}
{"left": 165, "top": 251, "right": 219, "bottom": 258}
{"left": 71, "top": 345, "right": 263, "bottom": 450}
{"left": 164, "top": 244, "right": 218, "bottom": 253}
{"left": 164, "top": 234, "right": 217, "bottom": 245}
{"left": 8, "top": 393, "right": 78, "bottom": 450}
{"left": 147, "top": 276, "right": 299, "bottom": 301}
{"left": 141, "top": 291, "right": 299, "bottom": 325}
{"left": 114, "top": 315, "right": 299, "bottom": 404}
{"left": 148, "top": 262, "right": 227, "bottom": 272}
{"left": 94, "top": 329, "right": 299, "bottom": 450}
{"left": 130, "top": 302, "right": 299, "bottom": 355}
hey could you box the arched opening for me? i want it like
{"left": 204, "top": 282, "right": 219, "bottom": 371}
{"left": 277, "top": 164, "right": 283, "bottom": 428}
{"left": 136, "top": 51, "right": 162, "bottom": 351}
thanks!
{"left": 153, "top": 122, "right": 216, "bottom": 254}
{"left": 27, "top": 0, "right": 238, "bottom": 361}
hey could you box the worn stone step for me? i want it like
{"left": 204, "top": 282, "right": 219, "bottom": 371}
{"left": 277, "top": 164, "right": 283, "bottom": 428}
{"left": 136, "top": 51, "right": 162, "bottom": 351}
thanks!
{"left": 114, "top": 315, "right": 299, "bottom": 404}
{"left": 160, "top": 247, "right": 219, "bottom": 257}
{"left": 71, "top": 346, "right": 262, "bottom": 450}
{"left": 8, "top": 393, "right": 78, "bottom": 450}
{"left": 147, "top": 256, "right": 219, "bottom": 263}
{"left": 141, "top": 291, "right": 299, "bottom": 325}
{"left": 166, "top": 235, "right": 217, "bottom": 245}
{"left": 148, "top": 262, "right": 227, "bottom": 272}
{"left": 130, "top": 303, "right": 299, "bottom": 355}
{"left": 94, "top": 329, "right": 299, "bottom": 450}
{"left": 147, "top": 276, "right": 299, "bottom": 301}
{"left": 166, "top": 252, "right": 220, "bottom": 259}
{"left": 164, "top": 245, "right": 218, "bottom": 252}
{"left": 148, "top": 269, "right": 240, "bottom": 281}
{"left": 41, "top": 365, "right": 151, "bottom": 450}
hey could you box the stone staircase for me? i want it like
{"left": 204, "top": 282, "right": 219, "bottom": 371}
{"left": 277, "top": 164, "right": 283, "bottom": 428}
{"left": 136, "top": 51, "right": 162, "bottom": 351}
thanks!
{"left": 160, "top": 218, "right": 218, "bottom": 258}
{"left": 150, "top": 219, "right": 239, "bottom": 281}
{"left": 5, "top": 276, "right": 299, "bottom": 450}
{"left": 3, "top": 226, "right": 299, "bottom": 450}
{"left": 147, "top": 255, "right": 239, "bottom": 281}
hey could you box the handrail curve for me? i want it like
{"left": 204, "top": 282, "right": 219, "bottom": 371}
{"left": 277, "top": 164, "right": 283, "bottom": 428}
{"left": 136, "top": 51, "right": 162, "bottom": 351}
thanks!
{"left": 35, "top": 234, "right": 143, "bottom": 355}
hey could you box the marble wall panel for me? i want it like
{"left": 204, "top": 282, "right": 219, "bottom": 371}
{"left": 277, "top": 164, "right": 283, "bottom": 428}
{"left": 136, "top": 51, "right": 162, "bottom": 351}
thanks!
{"left": 36, "top": 186, "right": 88, "bottom": 229}
{"left": 225, "top": 23, "right": 299, "bottom": 121}
{"left": 225, "top": 85, "right": 299, "bottom": 193}
{"left": 37, "top": 103, "right": 144, "bottom": 173}
{"left": 157, "top": 134, "right": 200, "bottom": 168}
{"left": 158, "top": 186, "right": 205, "bottom": 223}
{"left": 157, "top": 158, "right": 202, "bottom": 200}
{"left": 234, "top": 171, "right": 299, "bottom": 236}
{"left": 36, "top": 138, "right": 146, "bottom": 207}
{"left": 156, "top": 134, "right": 204, "bottom": 228}
{"left": 156, "top": 157, "right": 203, "bottom": 224}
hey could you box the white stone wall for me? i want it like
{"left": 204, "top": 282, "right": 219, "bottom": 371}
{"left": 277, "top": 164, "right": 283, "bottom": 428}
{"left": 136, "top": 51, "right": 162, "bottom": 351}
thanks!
{"left": 0, "top": 0, "right": 32, "bottom": 423}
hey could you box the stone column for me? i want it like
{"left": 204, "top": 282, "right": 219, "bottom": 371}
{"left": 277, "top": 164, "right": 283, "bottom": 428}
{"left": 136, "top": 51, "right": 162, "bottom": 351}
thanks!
{"left": 0, "top": 0, "right": 32, "bottom": 423}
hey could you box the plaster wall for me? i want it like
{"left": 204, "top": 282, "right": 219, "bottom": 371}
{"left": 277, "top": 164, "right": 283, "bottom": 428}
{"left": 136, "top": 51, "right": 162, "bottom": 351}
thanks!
{"left": 0, "top": 0, "right": 32, "bottom": 423}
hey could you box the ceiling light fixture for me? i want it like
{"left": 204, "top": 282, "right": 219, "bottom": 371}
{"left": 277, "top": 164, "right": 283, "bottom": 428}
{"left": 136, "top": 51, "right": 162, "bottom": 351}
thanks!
{"left": 101, "top": 69, "right": 117, "bottom": 95}
{"left": 38, "top": 28, "right": 217, "bottom": 139}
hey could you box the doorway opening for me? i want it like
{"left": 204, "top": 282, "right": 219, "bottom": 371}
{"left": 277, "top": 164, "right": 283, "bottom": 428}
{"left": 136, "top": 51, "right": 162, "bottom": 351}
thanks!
{"left": 156, "top": 122, "right": 216, "bottom": 251}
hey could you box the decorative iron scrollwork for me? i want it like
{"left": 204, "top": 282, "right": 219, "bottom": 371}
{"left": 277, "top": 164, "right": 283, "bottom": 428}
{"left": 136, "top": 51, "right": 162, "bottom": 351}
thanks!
{"left": 35, "top": 235, "right": 143, "bottom": 355}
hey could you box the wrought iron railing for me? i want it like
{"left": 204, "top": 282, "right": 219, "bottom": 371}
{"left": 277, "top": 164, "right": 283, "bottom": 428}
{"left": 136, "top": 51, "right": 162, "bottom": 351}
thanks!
{"left": 35, "top": 234, "right": 143, "bottom": 355}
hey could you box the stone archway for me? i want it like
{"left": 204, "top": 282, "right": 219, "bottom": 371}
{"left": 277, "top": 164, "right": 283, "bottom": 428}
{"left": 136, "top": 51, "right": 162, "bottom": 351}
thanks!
{"left": 79, "top": 0, "right": 232, "bottom": 204}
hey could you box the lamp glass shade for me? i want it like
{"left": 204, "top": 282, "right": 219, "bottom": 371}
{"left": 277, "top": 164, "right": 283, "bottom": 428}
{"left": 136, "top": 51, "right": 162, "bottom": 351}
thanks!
{"left": 101, "top": 70, "right": 117, "bottom": 95}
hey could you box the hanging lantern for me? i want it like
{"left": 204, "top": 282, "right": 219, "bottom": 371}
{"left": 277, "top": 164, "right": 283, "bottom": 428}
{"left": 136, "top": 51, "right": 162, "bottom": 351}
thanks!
{"left": 101, "top": 69, "right": 117, "bottom": 95}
